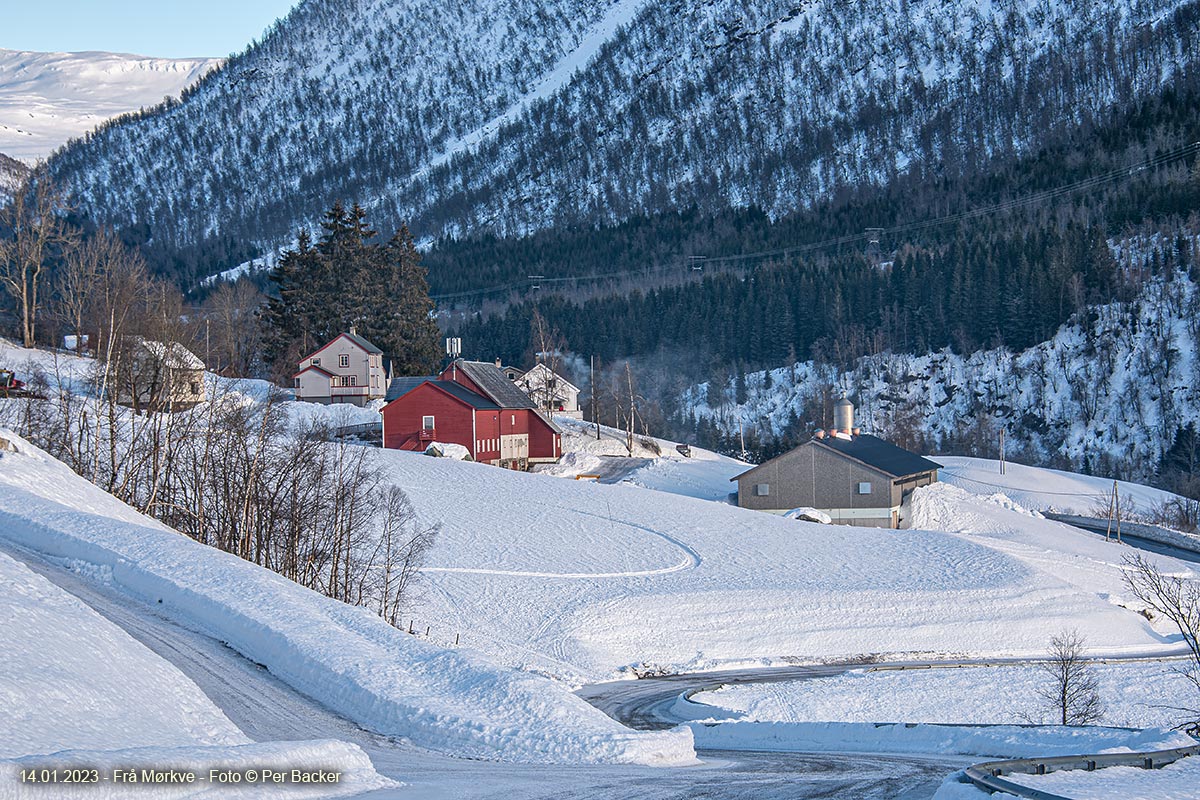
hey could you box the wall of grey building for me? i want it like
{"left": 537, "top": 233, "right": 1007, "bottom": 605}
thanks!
{"left": 736, "top": 441, "right": 894, "bottom": 512}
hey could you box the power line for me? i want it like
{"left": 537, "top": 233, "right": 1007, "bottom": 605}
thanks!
{"left": 430, "top": 141, "right": 1200, "bottom": 304}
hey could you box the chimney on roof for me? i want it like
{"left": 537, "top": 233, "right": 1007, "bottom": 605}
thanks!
{"left": 834, "top": 396, "right": 854, "bottom": 436}
{"left": 349, "top": 325, "right": 357, "bottom": 336}
{"left": 495, "top": 357, "right": 502, "bottom": 368}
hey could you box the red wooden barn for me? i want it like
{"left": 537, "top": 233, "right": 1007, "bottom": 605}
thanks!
{"left": 381, "top": 359, "right": 563, "bottom": 469}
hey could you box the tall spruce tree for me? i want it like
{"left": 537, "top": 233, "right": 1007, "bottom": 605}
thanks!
{"left": 263, "top": 203, "right": 440, "bottom": 378}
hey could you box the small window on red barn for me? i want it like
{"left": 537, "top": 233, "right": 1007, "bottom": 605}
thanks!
{"left": 422, "top": 415, "right": 435, "bottom": 430}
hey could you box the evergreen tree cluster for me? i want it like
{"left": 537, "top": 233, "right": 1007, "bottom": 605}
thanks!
{"left": 262, "top": 202, "right": 441, "bottom": 377}
{"left": 449, "top": 221, "right": 1123, "bottom": 374}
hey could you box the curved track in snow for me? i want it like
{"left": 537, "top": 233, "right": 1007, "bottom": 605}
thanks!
{"left": 422, "top": 505, "right": 702, "bottom": 579}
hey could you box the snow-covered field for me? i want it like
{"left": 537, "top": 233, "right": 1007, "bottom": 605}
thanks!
{"left": 0, "top": 431, "right": 692, "bottom": 767}
{"left": 383, "top": 450, "right": 1193, "bottom": 682}
{"left": 939, "top": 456, "right": 1181, "bottom": 517}
{"left": 694, "top": 660, "right": 1195, "bottom": 730}
{"left": 537, "top": 415, "right": 745, "bottom": 501}
{"left": 0, "top": 49, "right": 220, "bottom": 162}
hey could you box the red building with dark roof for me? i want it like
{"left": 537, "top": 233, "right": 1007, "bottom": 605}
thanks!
{"left": 381, "top": 360, "right": 562, "bottom": 470}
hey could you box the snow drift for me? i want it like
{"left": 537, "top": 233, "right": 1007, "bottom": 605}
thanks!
{"left": 0, "top": 430, "right": 694, "bottom": 766}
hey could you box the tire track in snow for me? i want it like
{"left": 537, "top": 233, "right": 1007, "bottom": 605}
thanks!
{"left": 422, "top": 504, "right": 701, "bottom": 580}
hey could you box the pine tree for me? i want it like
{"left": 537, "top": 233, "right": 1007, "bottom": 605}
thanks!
{"left": 263, "top": 205, "right": 440, "bottom": 377}
{"left": 371, "top": 226, "right": 441, "bottom": 376}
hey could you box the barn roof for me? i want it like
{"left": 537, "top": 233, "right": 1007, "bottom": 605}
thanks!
{"left": 456, "top": 360, "right": 538, "bottom": 410}
{"left": 385, "top": 376, "right": 434, "bottom": 402}
{"left": 733, "top": 433, "right": 941, "bottom": 481}
{"left": 385, "top": 377, "right": 500, "bottom": 409}
{"left": 815, "top": 434, "right": 942, "bottom": 478}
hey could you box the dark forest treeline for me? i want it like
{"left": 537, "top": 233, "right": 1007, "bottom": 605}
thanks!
{"left": 442, "top": 78, "right": 1200, "bottom": 372}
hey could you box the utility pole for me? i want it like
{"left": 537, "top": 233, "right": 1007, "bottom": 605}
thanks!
{"left": 591, "top": 355, "right": 600, "bottom": 440}
{"left": 999, "top": 428, "right": 1006, "bottom": 475}
{"left": 1106, "top": 480, "right": 1118, "bottom": 542}
{"left": 1115, "top": 482, "right": 1122, "bottom": 543}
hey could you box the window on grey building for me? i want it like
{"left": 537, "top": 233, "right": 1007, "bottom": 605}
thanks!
{"left": 339, "top": 354, "right": 349, "bottom": 367}
{"left": 858, "top": 482, "right": 873, "bottom": 494}
{"left": 755, "top": 483, "right": 770, "bottom": 496}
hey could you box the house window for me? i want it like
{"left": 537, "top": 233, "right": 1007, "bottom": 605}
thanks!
{"left": 422, "top": 415, "right": 435, "bottom": 430}
{"left": 312, "top": 357, "right": 320, "bottom": 365}
{"left": 858, "top": 482, "right": 873, "bottom": 495}
{"left": 294, "top": 378, "right": 300, "bottom": 388}
{"left": 339, "top": 354, "right": 349, "bottom": 368}
{"left": 190, "top": 382, "right": 200, "bottom": 395}
{"left": 755, "top": 483, "right": 770, "bottom": 496}
{"left": 511, "top": 414, "right": 516, "bottom": 425}
{"left": 349, "top": 375, "right": 356, "bottom": 386}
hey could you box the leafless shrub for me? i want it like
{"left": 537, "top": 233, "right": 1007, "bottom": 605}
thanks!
{"left": 1146, "top": 497, "right": 1200, "bottom": 534}
{"left": 5, "top": 369, "right": 437, "bottom": 626}
{"left": 1124, "top": 554, "right": 1200, "bottom": 732}
{"left": 1034, "top": 629, "right": 1104, "bottom": 725}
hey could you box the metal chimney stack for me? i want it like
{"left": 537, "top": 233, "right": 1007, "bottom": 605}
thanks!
{"left": 834, "top": 396, "right": 854, "bottom": 436}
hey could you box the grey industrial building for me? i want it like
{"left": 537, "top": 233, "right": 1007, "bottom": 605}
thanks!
{"left": 732, "top": 398, "right": 941, "bottom": 528}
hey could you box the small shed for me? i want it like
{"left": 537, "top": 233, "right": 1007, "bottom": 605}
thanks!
{"left": 732, "top": 400, "right": 940, "bottom": 528}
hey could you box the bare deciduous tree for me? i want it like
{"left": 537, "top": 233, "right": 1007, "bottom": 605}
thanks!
{"left": 1035, "top": 629, "right": 1104, "bottom": 725}
{"left": 1124, "top": 554, "right": 1200, "bottom": 731}
{"left": 0, "top": 174, "right": 76, "bottom": 347}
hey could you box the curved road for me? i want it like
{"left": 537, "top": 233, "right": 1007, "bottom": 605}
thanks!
{"left": 8, "top": 535, "right": 1193, "bottom": 799}
{"left": 6, "top": 539, "right": 973, "bottom": 799}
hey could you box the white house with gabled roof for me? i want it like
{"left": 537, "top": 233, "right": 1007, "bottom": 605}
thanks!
{"left": 293, "top": 328, "right": 386, "bottom": 406}
{"left": 515, "top": 362, "right": 582, "bottom": 418}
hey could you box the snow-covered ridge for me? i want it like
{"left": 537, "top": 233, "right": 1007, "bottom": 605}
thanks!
{"left": 0, "top": 49, "right": 220, "bottom": 162}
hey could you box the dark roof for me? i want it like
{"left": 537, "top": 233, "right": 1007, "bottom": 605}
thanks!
{"left": 385, "top": 376, "right": 435, "bottom": 402}
{"left": 732, "top": 433, "right": 941, "bottom": 482}
{"left": 342, "top": 331, "right": 383, "bottom": 355}
{"left": 385, "top": 377, "right": 499, "bottom": 409}
{"left": 456, "top": 360, "right": 537, "bottom": 409}
{"left": 815, "top": 433, "right": 942, "bottom": 478}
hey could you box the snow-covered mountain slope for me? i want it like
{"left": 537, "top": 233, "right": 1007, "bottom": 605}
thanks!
{"left": 684, "top": 266, "right": 1200, "bottom": 486}
{"left": 0, "top": 431, "right": 692, "bottom": 766}
{"left": 0, "top": 151, "right": 28, "bottom": 203}
{"left": 0, "top": 49, "right": 219, "bottom": 163}
{"left": 46, "top": 0, "right": 1200, "bottom": 272}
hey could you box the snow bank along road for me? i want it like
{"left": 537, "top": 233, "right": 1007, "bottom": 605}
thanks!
{"left": 3, "top": 540, "right": 967, "bottom": 799}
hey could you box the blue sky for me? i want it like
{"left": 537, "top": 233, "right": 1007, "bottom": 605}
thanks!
{"left": 1, "top": 1, "right": 300, "bottom": 58}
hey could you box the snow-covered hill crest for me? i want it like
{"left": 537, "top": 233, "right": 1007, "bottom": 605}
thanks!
{"left": 45, "top": 0, "right": 1200, "bottom": 272}
{"left": 0, "top": 49, "right": 220, "bottom": 163}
